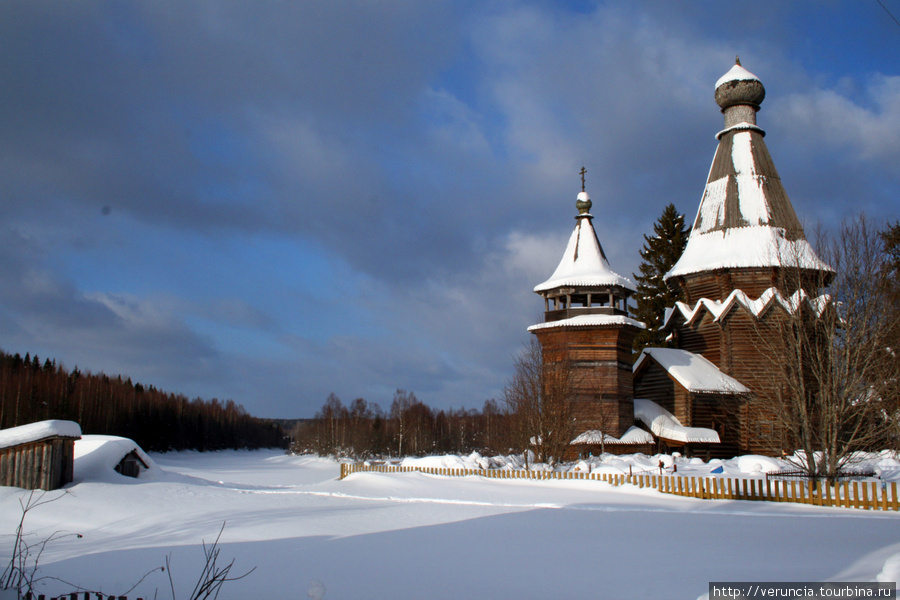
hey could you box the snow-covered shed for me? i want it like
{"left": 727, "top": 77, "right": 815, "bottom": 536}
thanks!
{"left": 0, "top": 420, "right": 82, "bottom": 490}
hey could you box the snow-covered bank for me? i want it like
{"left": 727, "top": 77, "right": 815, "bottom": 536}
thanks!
{"left": 1, "top": 437, "right": 899, "bottom": 600}
{"left": 399, "top": 449, "right": 900, "bottom": 480}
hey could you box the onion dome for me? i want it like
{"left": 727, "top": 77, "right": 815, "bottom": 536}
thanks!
{"left": 715, "top": 57, "right": 765, "bottom": 112}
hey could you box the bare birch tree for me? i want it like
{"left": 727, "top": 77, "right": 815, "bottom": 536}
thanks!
{"left": 503, "top": 338, "right": 576, "bottom": 467}
{"left": 756, "top": 215, "right": 900, "bottom": 480}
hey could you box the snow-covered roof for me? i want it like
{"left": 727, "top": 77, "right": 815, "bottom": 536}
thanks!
{"left": 667, "top": 226, "right": 831, "bottom": 279}
{"left": 528, "top": 313, "right": 646, "bottom": 332}
{"left": 634, "top": 348, "right": 750, "bottom": 394}
{"left": 633, "top": 398, "right": 720, "bottom": 444}
{"left": 666, "top": 69, "right": 832, "bottom": 281}
{"left": 535, "top": 214, "right": 635, "bottom": 293}
{"left": 0, "top": 420, "right": 82, "bottom": 449}
{"left": 715, "top": 63, "right": 760, "bottom": 88}
{"left": 571, "top": 426, "right": 654, "bottom": 446}
{"left": 662, "top": 286, "right": 831, "bottom": 328}
{"left": 74, "top": 435, "right": 158, "bottom": 482}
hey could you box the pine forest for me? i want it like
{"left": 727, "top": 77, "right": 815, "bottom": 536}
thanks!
{"left": 0, "top": 349, "right": 283, "bottom": 451}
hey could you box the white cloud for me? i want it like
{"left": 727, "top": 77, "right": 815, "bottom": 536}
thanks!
{"left": 420, "top": 87, "right": 492, "bottom": 156}
{"left": 776, "top": 74, "right": 900, "bottom": 162}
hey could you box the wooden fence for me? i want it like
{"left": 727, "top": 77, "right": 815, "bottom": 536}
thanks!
{"left": 22, "top": 594, "right": 144, "bottom": 600}
{"left": 339, "top": 463, "right": 900, "bottom": 511}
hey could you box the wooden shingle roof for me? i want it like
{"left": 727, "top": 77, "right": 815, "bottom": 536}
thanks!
{"left": 666, "top": 62, "right": 832, "bottom": 281}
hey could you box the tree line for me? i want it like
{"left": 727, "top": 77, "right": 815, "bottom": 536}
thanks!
{"left": 291, "top": 390, "right": 515, "bottom": 458}
{"left": 0, "top": 349, "right": 283, "bottom": 451}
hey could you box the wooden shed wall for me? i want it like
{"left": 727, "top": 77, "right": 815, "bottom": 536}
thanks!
{"left": 0, "top": 437, "right": 76, "bottom": 490}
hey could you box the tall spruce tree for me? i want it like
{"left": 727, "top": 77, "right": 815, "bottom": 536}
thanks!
{"left": 632, "top": 203, "right": 689, "bottom": 354}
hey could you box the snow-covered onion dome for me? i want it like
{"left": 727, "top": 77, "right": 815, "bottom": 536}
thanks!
{"left": 714, "top": 58, "right": 766, "bottom": 133}
{"left": 575, "top": 190, "right": 591, "bottom": 215}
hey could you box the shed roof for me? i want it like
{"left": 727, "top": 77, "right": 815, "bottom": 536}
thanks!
{"left": 571, "top": 426, "right": 654, "bottom": 446}
{"left": 0, "top": 420, "right": 82, "bottom": 450}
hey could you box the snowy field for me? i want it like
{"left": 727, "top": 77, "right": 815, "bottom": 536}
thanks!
{"left": 2, "top": 438, "right": 900, "bottom": 599}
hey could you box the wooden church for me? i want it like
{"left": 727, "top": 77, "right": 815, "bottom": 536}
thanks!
{"left": 531, "top": 60, "right": 832, "bottom": 458}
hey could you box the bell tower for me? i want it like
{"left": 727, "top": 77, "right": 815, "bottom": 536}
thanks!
{"left": 529, "top": 171, "right": 645, "bottom": 438}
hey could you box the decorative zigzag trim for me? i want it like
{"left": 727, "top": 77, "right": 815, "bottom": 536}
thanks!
{"left": 662, "top": 287, "right": 831, "bottom": 328}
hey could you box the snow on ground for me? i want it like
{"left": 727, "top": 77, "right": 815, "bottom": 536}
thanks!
{"left": 1, "top": 437, "right": 900, "bottom": 599}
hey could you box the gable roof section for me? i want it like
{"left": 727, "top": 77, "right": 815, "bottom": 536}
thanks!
{"left": 634, "top": 347, "right": 749, "bottom": 394}
{"left": 662, "top": 286, "right": 831, "bottom": 329}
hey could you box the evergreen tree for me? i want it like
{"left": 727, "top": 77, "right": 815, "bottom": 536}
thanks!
{"left": 881, "top": 220, "right": 900, "bottom": 277}
{"left": 632, "top": 203, "right": 689, "bottom": 354}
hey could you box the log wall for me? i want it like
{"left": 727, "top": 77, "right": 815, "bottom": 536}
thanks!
{"left": 534, "top": 325, "right": 639, "bottom": 437}
{"left": 0, "top": 437, "right": 77, "bottom": 490}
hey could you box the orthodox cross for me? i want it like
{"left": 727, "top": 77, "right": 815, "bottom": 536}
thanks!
{"left": 579, "top": 166, "right": 587, "bottom": 192}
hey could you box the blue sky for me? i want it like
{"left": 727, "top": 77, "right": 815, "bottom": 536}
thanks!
{"left": 1, "top": 1, "right": 899, "bottom": 418}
